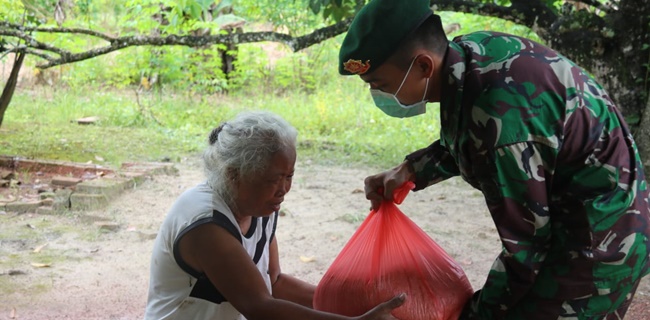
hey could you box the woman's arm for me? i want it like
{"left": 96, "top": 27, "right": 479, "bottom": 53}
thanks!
{"left": 178, "top": 223, "right": 403, "bottom": 320}
{"left": 268, "top": 237, "right": 316, "bottom": 308}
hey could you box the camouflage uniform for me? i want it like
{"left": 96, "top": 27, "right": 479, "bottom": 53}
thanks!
{"left": 405, "top": 31, "right": 650, "bottom": 319}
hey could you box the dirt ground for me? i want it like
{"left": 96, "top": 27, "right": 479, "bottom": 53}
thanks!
{"left": 0, "top": 157, "right": 649, "bottom": 320}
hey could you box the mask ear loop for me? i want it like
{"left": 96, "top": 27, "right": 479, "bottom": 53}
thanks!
{"left": 394, "top": 56, "right": 418, "bottom": 96}
{"left": 421, "top": 78, "right": 429, "bottom": 102}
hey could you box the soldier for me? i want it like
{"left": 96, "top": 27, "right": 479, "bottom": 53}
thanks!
{"left": 339, "top": 0, "right": 650, "bottom": 319}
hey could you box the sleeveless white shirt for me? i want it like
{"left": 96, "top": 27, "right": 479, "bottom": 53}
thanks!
{"left": 145, "top": 182, "right": 278, "bottom": 320}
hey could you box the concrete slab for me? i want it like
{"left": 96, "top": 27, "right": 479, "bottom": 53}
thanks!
{"left": 70, "top": 193, "right": 109, "bottom": 211}
{"left": 39, "top": 192, "right": 56, "bottom": 200}
{"left": 53, "top": 189, "right": 73, "bottom": 210}
{"left": 36, "top": 206, "right": 54, "bottom": 215}
{"left": 121, "top": 162, "right": 179, "bottom": 176}
{"left": 1, "top": 158, "right": 178, "bottom": 213}
{"left": 51, "top": 176, "right": 82, "bottom": 187}
{"left": 6, "top": 200, "right": 42, "bottom": 214}
{"left": 75, "top": 178, "right": 132, "bottom": 199}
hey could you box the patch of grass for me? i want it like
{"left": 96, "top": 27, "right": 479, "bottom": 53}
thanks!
{"left": 2, "top": 74, "right": 441, "bottom": 168}
{"left": 1, "top": 116, "right": 200, "bottom": 166}
{"left": 0, "top": 274, "right": 53, "bottom": 296}
{"left": 337, "top": 212, "right": 367, "bottom": 224}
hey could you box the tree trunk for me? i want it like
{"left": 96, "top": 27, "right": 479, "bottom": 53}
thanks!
{"left": 0, "top": 52, "right": 25, "bottom": 127}
{"left": 219, "top": 26, "right": 241, "bottom": 80}
{"left": 536, "top": 1, "right": 650, "bottom": 173}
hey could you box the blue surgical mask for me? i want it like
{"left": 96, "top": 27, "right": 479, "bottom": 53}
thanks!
{"left": 369, "top": 57, "right": 429, "bottom": 118}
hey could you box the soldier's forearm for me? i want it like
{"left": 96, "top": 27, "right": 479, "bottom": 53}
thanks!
{"left": 405, "top": 140, "right": 459, "bottom": 190}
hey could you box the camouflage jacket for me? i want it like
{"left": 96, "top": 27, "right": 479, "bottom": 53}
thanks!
{"left": 406, "top": 31, "right": 650, "bottom": 319}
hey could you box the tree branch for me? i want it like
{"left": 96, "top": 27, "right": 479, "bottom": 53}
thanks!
{"left": 0, "top": 28, "right": 71, "bottom": 57}
{"left": 0, "top": 18, "right": 353, "bottom": 69}
{"left": 431, "top": 0, "right": 557, "bottom": 30}
{"left": 291, "top": 17, "right": 352, "bottom": 51}
{"left": 574, "top": 0, "right": 616, "bottom": 13}
{"left": 24, "top": 48, "right": 56, "bottom": 61}
{"left": 0, "top": 45, "right": 55, "bottom": 61}
{"left": 0, "top": 21, "right": 117, "bottom": 42}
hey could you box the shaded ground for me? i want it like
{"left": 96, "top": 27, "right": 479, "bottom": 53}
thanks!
{"left": 0, "top": 158, "right": 648, "bottom": 319}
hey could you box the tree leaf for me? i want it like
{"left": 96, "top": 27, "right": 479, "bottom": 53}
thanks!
{"left": 309, "top": 0, "right": 322, "bottom": 14}
{"left": 188, "top": 3, "right": 202, "bottom": 20}
{"left": 213, "top": 13, "right": 246, "bottom": 27}
{"left": 214, "top": 0, "right": 233, "bottom": 13}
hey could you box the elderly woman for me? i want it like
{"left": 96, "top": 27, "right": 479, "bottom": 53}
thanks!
{"left": 144, "top": 111, "right": 404, "bottom": 320}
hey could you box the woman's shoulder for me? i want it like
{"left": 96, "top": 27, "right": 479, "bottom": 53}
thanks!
{"left": 165, "top": 182, "right": 215, "bottom": 219}
{"left": 175, "top": 181, "right": 212, "bottom": 202}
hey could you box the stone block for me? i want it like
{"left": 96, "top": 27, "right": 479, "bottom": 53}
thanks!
{"left": 39, "top": 192, "right": 56, "bottom": 200}
{"left": 94, "top": 222, "right": 120, "bottom": 232}
{"left": 53, "top": 189, "right": 72, "bottom": 210}
{"left": 70, "top": 193, "right": 109, "bottom": 211}
{"left": 6, "top": 200, "right": 42, "bottom": 214}
{"left": 75, "top": 178, "right": 131, "bottom": 199}
{"left": 121, "top": 162, "right": 179, "bottom": 176}
{"left": 51, "top": 176, "right": 82, "bottom": 187}
{"left": 41, "top": 198, "right": 54, "bottom": 206}
{"left": 116, "top": 171, "right": 148, "bottom": 186}
{"left": 36, "top": 206, "right": 54, "bottom": 215}
{"left": 0, "top": 169, "right": 14, "bottom": 180}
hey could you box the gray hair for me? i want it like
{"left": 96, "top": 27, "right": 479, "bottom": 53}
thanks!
{"left": 203, "top": 111, "right": 297, "bottom": 205}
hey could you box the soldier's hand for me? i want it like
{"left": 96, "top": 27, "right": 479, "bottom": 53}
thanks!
{"left": 364, "top": 161, "right": 415, "bottom": 211}
{"left": 355, "top": 293, "right": 406, "bottom": 320}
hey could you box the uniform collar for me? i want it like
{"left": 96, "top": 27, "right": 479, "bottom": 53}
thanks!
{"left": 439, "top": 40, "right": 469, "bottom": 148}
{"left": 441, "top": 41, "right": 468, "bottom": 107}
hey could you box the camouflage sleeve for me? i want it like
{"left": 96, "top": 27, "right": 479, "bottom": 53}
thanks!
{"left": 404, "top": 140, "right": 460, "bottom": 191}
{"left": 464, "top": 141, "right": 557, "bottom": 319}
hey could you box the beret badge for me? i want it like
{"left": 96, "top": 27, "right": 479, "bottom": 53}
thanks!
{"left": 343, "top": 59, "right": 371, "bottom": 75}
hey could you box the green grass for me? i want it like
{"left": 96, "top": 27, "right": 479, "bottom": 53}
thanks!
{"left": 1, "top": 76, "right": 441, "bottom": 168}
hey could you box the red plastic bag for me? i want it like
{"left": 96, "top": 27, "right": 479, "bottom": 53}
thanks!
{"left": 313, "top": 182, "right": 473, "bottom": 320}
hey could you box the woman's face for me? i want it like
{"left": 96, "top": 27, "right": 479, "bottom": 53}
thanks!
{"left": 233, "top": 146, "right": 296, "bottom": 218}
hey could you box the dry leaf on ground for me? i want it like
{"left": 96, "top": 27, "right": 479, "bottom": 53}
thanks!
{"left": 299, "top": 256, "right": 315, "bottom": 263}
{"left": 30, "top": 263, "right": 51, "bottom": 268}
{"left": 33, "top": 243, "right": 48, "bottom": 253}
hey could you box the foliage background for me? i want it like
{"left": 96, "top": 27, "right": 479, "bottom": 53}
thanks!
{"left": 1, "top": 0, "right": 546, "bottom": 167}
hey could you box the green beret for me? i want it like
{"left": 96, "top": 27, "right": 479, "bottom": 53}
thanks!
{"left": 339, "top": 0, "right": 433, "bottom": 76}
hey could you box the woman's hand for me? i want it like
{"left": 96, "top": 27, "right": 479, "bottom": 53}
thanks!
{"left": 364, "top": 161, "right": 415, "bottom": 211}
{"left": 356, "top": 294, "right": 406, "bottom": 320}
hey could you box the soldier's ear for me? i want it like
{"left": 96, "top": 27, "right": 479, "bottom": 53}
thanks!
{"left": 415, "top": 54, "right": 435, "bottom": 79}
